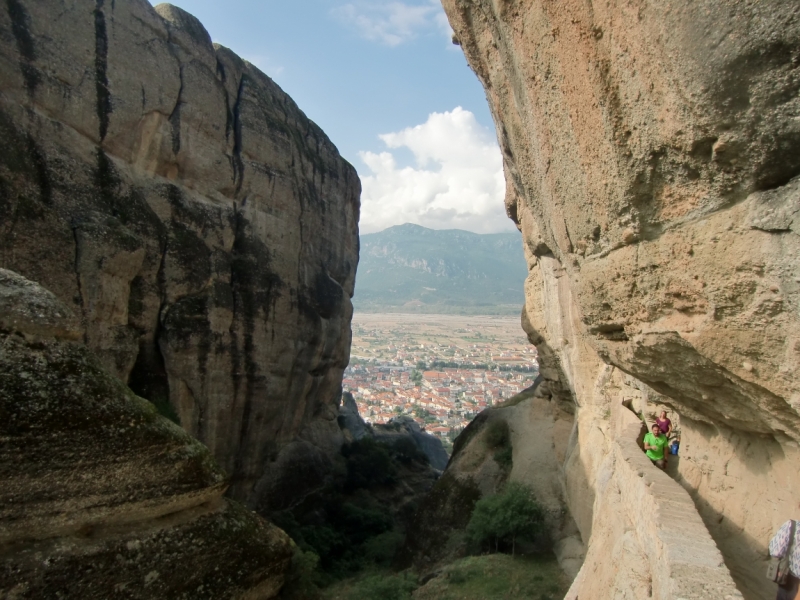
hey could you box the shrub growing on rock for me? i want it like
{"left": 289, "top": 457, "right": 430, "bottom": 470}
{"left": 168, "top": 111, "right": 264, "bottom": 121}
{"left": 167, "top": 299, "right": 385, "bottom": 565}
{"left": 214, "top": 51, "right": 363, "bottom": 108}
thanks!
{"left": 484, "top": 419, "right": 509, "bottom": 449}
{"left": 346, "top": 572, "right": 417, "bottom": 600}
{"left": 363, "top": 530, "right": 405, "bottom": 565}
{"left": 484, "top": 418, "right": 513, "bottom": 470}
{"left": 341, "top": 437, "right": 397, "bottom": 490}
{"left": 494, "top": 445, "right": 513, "bottom": 470}
{"left": 466, "top": 482, "right": 545, "bottom": 556}
{"left": 279, "top": 547, "right": 322, "bottom": 599}
{"left": 391, "top": 436, "right": 429, "bottom": 465}
{"left": 271, "top": 495, "right": 394, "bottom": 576}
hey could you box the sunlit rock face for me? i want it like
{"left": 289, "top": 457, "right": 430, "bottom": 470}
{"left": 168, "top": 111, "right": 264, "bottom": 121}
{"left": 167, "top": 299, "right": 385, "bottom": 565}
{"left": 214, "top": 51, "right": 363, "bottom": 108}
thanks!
{"left": 0, "top": 0, "right": 360, "bottom": 506}
{"left": 443, "top": 0, "right": 799, "bottom": 598}
{"left": 0, "top": 269, "right": 293, "bottom": 598}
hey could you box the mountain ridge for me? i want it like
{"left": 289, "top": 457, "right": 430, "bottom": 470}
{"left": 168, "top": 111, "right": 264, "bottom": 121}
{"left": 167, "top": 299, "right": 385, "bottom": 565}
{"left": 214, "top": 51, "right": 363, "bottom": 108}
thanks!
{"left": 354, "top": 223, "right": 527, "bottom": 315}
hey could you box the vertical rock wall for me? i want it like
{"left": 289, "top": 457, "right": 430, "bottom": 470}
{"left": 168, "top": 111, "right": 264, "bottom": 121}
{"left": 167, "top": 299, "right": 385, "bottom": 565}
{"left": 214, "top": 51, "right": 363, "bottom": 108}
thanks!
{"left": 0, "top": 0, "right": 360, "bottom": 506}
{"left": 442, "top": 0, "right": 800, "bottom": 598}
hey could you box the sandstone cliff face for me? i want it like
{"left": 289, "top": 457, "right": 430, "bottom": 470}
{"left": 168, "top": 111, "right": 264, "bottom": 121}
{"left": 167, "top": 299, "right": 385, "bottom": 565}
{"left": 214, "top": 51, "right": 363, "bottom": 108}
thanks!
{"left": 443, "top": 0, "right": 800, "bottom": 598}
{"left": 0, "top": 269, "right": 292, "bottom": 598}
{"left": 0, "top": 0, "right": 359, "bottom": 507}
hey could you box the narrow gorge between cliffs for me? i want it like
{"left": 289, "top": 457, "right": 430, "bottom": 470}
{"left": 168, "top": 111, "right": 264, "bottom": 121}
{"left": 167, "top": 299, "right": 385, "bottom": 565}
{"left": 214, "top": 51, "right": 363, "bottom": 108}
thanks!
{"left": 1, "top": 0, "right": 799, "bottom": 599}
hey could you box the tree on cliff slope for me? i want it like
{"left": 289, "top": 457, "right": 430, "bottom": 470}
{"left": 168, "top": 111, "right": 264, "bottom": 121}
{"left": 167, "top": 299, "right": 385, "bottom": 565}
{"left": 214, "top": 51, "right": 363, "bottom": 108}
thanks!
{"left": 466, "top": 482, "right": 545, "bottom": 556}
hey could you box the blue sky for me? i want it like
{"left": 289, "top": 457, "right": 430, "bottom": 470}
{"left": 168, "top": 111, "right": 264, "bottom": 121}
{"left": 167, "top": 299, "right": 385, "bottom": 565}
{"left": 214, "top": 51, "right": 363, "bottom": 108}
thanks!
{"left": 159, "top": 0, "right": 512, "bottom": 233}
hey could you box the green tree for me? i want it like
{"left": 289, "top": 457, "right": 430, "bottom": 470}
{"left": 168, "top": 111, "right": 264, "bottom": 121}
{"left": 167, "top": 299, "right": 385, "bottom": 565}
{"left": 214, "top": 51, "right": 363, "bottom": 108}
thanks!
{"left": 391, "top": 437, "right": 429, "bottom": 465}
{"left": 414, "top": 407, "right": 432, "bottom": 419}
{"left": 466, "top": 482, "right": 545, "bottom": 556}
{"left": 341, "top": 438, "right": 397, "bottom": 491}
{"left": 344, "top": 572, "right": 417, "bottom": 600}
{"left": 494, "top": 445, "right": 513, "bottom": 470}
{"left": 484, "top": 419, "right": 509, "bottom": 449}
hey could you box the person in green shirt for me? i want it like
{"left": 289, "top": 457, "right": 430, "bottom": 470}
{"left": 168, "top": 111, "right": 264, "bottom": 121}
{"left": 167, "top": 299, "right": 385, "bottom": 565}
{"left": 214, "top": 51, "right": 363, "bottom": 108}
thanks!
{"left": 643, "top": 423, "right": 669, "bottom": 469}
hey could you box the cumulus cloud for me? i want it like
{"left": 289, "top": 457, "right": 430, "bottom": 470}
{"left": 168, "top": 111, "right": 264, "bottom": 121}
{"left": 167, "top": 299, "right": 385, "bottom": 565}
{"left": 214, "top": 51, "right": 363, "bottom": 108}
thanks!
{"left": 358, "top": 107, "right": 511, "bottom": 234}
{"left": 435, "top": 10, "right": 455, "bottom": 40}
{"left": 334, "top": 0, "right": 448, "bottom": 46}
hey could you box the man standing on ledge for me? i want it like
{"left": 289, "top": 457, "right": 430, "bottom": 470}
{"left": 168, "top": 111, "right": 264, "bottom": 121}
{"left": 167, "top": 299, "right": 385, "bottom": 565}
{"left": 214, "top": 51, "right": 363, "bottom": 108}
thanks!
{"left": 643, "top": 423, "right": 669, "bottom": 470}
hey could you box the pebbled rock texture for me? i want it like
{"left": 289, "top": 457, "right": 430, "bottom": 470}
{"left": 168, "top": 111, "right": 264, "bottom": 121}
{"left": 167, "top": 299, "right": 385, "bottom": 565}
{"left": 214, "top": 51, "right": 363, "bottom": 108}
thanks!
{"left": 0, "top": 0, "right": 360, "bottom": 506}
{"left": 0, "top": 269, "right": 292, "bottom": 599}
{"left": 443, "top": 0, "right": 800, "bottom": 598}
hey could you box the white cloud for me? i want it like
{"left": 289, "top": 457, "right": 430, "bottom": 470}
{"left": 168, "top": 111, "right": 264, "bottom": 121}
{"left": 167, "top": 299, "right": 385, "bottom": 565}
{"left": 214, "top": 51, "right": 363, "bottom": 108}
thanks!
{"left": 434, "top": 9, "right": 455, "bottom": 42}
{"left": 333, "top": 0, "right": 447, "bottom": 46}
{"left": 358, "top": 107, "right": 511, "bottom": 234}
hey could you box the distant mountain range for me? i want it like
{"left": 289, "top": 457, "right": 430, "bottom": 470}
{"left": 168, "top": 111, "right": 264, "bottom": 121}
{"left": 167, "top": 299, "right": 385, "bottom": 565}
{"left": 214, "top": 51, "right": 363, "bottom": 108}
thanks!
{"left": 353, "top": 223, "right": 528, "bottom": 315}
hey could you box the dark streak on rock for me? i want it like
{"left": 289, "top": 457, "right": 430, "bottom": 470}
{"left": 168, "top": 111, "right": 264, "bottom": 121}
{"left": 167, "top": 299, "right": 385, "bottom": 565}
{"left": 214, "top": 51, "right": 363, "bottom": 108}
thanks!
{"left": 0, "top": 113, "right": 51, "bottom": 264}
{"left": 94, "top": 148, "right": 117, "bottom": 204}
{"left": 94, "top": 150, "right": 166, "bottom": 240}
{"left": 229, "top": 208, "right": 282, "bottom": 481}
{"left": 160, "top": 293, "right": 212, "bottom": 434}
{"left": 6, "top": 0, "right": 39, "bottom": 96}
{"left": 161, "top": 23, "right": 184, "bottom": 157}
{"left": 231, "top": 76, "right": 247, "bottom": 197}
{"left": 310, "top": 270, "right": 343, "bottom": 320}
{"left": 94, "top": 0, "right": 111, "bottom": 141}
{"left": 143, "top": 235, "right": 178, "bottom": 423}
{"left": 215, "top": 58, "right": 234, "bottom": 143}
{"left": 169, "top": 66, "right": 184, "bottom": 156}
{"left": 155, "top": 231, "right": 168, "bottom": 313}
{"left": 25, "top": 134, "right": 51, "bottom": 205}
{"left": 127, "top": 306, "right": 176, "bottom": 425}
{"left": 70, "top": 226, "right": 87, "bottom": 344}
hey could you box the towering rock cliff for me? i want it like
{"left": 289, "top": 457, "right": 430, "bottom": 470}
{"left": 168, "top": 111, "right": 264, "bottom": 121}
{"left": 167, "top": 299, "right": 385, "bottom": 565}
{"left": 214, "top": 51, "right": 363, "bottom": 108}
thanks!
{"left": 442, "top": 0, "right": 799, "bottom": 598}
{"left": 0, "top": 0, "right": 359, "bottom": 509}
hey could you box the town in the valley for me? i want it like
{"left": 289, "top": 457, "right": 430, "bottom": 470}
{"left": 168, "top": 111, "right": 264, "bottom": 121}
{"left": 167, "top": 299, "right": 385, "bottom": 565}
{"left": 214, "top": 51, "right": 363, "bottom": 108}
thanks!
{"left": 343, "top": 313, "right": 539, "bottom": 449}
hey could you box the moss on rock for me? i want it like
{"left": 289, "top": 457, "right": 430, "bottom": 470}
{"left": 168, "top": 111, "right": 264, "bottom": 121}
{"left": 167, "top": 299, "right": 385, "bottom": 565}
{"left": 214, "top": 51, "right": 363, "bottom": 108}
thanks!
{"left": 0, "top": 270, "right": 292, "bottom": 598}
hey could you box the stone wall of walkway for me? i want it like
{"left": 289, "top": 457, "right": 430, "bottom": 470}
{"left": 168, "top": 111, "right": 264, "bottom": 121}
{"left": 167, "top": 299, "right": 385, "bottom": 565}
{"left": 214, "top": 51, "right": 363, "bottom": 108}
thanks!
{"left": 565, "top": 403, "right": 743, "bottom": 600}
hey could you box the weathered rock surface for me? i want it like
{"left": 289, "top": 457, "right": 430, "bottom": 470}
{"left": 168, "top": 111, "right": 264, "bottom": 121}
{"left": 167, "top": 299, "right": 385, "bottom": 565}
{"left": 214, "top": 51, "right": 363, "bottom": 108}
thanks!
{"left": 338, "top": 391, "right": 370, "bottom": 441}
{"left": 443, "top": 0, "right": 800, "bottom": 598}
{"left": 0, "top": 0, "right": 360, "bottom": 507}
{"left": 0, "top": 269, "right": 292, "bottom": 599}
